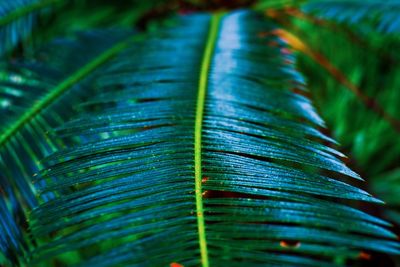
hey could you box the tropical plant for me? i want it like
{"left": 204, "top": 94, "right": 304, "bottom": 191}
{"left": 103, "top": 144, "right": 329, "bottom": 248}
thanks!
{"left": 0, "top": 0, "right": 60, "bottom": 55}
{"left": 303, "top": 0, "right": 400, "bottom": 34}
{"left": 1, "top": 1, "right": 399, "bottom": 266}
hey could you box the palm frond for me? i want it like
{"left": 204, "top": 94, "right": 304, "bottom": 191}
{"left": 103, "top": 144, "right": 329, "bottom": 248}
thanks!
{"left": 0, "top": 30, "right": 131, "bottom": 265}
{"left": 303, "top": 0, "right": 400, "bottom": 34}
{"left": 0, "top": 0, "right": 63, "bottom": 56}
{"left": 28, "top": 11, "right": 399, "bottom": 266}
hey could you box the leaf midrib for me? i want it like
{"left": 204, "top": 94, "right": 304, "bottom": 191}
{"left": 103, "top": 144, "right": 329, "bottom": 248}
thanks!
{"left": 195, "top": 13, "right": 222, "bottom": 267}
{"left": 0, "top": 35, "right": 143, "bottom": 147}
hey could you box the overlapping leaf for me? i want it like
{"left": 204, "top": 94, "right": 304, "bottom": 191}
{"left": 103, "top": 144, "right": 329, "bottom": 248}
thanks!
{"left": 0, "top": 0, "right": 62, "bottom": 56}
{"left": 303, "top": 0, "right": 400, "bottom": 34}
{"left": 0, "top": 30, "right": 130, "bottom": 265}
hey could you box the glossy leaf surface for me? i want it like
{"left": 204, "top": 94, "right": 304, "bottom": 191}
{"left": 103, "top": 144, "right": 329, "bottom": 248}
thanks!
{"left": 27, "top": 11, "right": 399, "bottom": 266}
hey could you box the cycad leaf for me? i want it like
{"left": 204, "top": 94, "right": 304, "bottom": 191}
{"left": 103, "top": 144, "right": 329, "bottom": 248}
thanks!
{"left": 0, "top": 30, "right": 131, "bottom": 265}
{"left": 0, "top": 0, "right": 62, "bottom": 56}
{"left": 303, "top": 0, "right": 400, "bottom": 34}
{"left": 30, "top": 11, "right": 399, "bottom": 266}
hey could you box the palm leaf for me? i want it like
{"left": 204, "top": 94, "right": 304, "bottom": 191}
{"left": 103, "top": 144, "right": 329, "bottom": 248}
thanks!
{"left": 0, "top": 0, "right": 64, "bottom": 56}
{"left": 0, "top": 30, "right": 132, "bottom": 265}
{"left": 28, "top": 11, "right": 399, "bottom": 266}
{"left": 303, "top": 0, "right": 400, "bottom": 34}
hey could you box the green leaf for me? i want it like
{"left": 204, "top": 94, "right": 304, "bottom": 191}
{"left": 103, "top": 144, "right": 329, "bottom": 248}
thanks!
{"left": 29, "top": 11, "right": 399, "bottom": 266}
{"left": 303, "top": 0, "right": 400, "bottom": 34}
{"left": 0, "top": 0, "right": 63, "bottom": 56}
{"left": 0, "top": 30, "right": 132, "bottom": 265}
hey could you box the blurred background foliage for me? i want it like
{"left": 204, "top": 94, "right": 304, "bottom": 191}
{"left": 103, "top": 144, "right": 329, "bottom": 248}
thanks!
{"left": 283, "top": 8, "right": 400, "bottom": 266}
{"left": 258, "top": 1, "right": 400, "bottom": 265}
{"left": 1, "top": 0, "right": 399, "bottom": 266}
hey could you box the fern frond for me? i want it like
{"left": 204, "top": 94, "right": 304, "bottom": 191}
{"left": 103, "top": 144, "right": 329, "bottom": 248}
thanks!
{"left": 29, "top": 11, "right": 399, "bottom": 266}
{"left": 303, "top": 0, "right": 400, "bottom": 34}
